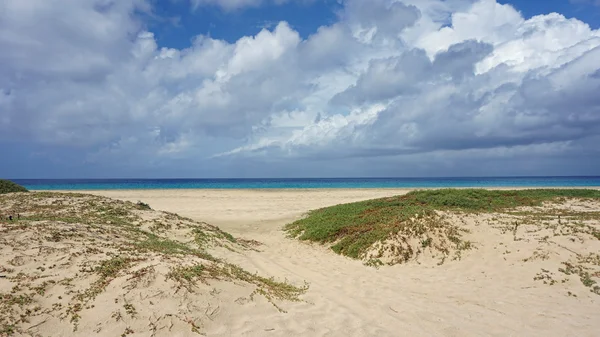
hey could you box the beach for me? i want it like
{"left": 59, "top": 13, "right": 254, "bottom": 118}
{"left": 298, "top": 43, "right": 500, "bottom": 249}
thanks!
{"left": 5, "top": 0, "right": 600, "bottom": 335}
{"left": 61, "top": 188, "right": 599, "bottom": 336}
{"left": 80, "top": 189, "right": 414, "bottom": 232}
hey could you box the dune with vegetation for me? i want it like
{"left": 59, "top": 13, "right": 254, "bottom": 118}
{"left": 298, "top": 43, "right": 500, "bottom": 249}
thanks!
{"left": 2, "top": 186, "right": 600, "bottom": 336}
{"left": 287, "top": 189, "right": 600, "bottom": 270}
{"left": 0, "top": 180, "right": 29, "bottom": 195}
{"left": 0, "top": 191, "right": 306, "bottom": 336}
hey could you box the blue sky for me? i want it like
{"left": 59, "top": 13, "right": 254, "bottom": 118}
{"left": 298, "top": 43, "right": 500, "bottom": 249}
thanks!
{"left": 1, "top": 0, "right": 600, "bottom": 178}
{"left": 147, "top": 0, "right": 600, "bottom": 48}
{"left": 149, "top": 0, "right": 343, "bottom": 47}
{"left": 501, "top": 0, "right": 600, "bottom": 27}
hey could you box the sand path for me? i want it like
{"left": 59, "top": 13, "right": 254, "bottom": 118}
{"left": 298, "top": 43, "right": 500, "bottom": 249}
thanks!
{"left": 79, "top": 189, "right": 600, "bottom": 337}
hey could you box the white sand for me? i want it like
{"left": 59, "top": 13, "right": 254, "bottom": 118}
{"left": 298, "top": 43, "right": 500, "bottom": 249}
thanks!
{"left": 62, "top": 188, "right": 599, "bottom": 337}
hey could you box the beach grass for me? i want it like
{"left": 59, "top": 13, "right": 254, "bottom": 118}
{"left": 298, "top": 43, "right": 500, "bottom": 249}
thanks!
{"left": 285, "top": 188, "right": 600, "bottom": 264}
{"left": 0, "top": 192, "right": 308, "bottom": 334}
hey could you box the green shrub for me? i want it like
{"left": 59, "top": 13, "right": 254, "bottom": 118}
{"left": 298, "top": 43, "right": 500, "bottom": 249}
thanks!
{"left": 0, "top": 179, "right": 28, "bottom": 194}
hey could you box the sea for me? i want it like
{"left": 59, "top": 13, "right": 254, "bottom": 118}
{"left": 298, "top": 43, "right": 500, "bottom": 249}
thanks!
{"left": 12, "top": 177, "right": 600, "bottom": 190}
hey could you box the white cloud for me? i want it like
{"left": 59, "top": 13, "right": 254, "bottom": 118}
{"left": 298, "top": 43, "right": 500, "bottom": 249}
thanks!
{"left": 222, "top": 0, "right": 600, "bottom": 164}
{"left": 224, "top": 22, "right": 300, "bottom": 78}
{"left": 1, "top": 0, "right": 600, "bottom": 176}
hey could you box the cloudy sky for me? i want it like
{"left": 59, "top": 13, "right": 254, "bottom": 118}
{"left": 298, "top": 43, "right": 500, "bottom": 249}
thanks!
{"left": 1, "top": 0, "right": 600, "bottom": 178}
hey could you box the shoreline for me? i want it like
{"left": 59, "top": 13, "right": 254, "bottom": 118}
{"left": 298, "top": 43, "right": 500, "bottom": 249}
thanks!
{"left": 34, "top": 185, "right": 600, "bottom": 193}
{"left": 39, "top": 187, "right": 600, "bottom": 231}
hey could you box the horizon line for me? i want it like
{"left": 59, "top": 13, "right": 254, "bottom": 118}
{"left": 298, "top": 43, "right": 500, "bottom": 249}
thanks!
{"left": 8, "top": 175, "right": 600, "bottom": 181}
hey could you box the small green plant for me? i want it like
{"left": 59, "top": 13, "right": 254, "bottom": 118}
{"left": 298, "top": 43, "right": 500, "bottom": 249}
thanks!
{"left": 581, "top": 273, "right": 596, "bottom": 287}
{"left": 222, "top": 232, "right": 236, "bottom": 243}
{"left": 96, "top": 257, "right": 132, "bottom": 279}
{"left": 167, "top": 264, "right": 206, "bottom": 289}
{"left": 364, "top": 259, "right": 384, "bottom": 268}
{"left": 121, "top": 327, "right": 134, "bottom": 336}
{"left": 123, "top": 303, "right": 137, "bottom": 318}
{"left": 534, "top": 269, "right": 556, "bottom": 285}
{"left": 0, "top": 324, "right": 16, "bottom": 335}
{"left": 111, "top": 310, "right": 123, "bottom": 322}
{"left": 167, "top": 263, "right": 308, "bottom": 312}
{"left": 558, "top": 259, "right": 600, "bottom": 295}
{"left": 65, "top": 256, "right": 135, "bottom": 326}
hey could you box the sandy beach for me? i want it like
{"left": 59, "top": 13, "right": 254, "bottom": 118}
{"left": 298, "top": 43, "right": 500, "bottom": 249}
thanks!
{"left": 60, "top": 188, "right": 598, "bottom": 337}
{"left": 74, "top": 187, "right": 600, "bottom": 230}
{"left": 79, "top": 189, "right": 414, "bottom": 232}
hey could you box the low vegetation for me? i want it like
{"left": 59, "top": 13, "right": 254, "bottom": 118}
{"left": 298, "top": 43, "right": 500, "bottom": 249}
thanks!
{"left": 0, "top": 179, "right": 28, "bottom": 194}
{"left": 135, "top": 200, "right": 151, "bottom": 210}
{"left": 0, "top": 192, "right": 307, "bottom": 335}
{"left": 286, "top": 189, "right": 600, "bottom": 265}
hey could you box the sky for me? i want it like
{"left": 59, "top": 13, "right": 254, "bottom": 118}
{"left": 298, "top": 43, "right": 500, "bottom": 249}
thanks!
{"left": 1, "top": 0, "right": 600, "bottom": 178}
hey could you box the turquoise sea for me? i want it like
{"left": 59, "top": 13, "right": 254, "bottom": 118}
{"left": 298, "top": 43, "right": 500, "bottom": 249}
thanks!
{"left": 12, "top": 177, "right": 600, "bottom": 190}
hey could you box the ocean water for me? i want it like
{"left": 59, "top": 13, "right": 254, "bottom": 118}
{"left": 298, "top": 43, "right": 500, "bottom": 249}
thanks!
{"left": 12, "top": 177, "right": 600, "bottom": 190}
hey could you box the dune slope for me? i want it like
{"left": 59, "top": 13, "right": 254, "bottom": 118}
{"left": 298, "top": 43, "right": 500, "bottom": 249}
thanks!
{"left": 0, "top": 192, "right": 306, "bottom": 336}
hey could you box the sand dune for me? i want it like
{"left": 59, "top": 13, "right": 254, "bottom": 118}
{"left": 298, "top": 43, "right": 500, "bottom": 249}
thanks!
{"left": 2, "top": 188, "right": 600, "bottom": 336}
{"left": 84, "top": 189, "right": 600, "bottom": 337}
{"left": 0, "top": 192, "right": 306, "bottom": 337}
